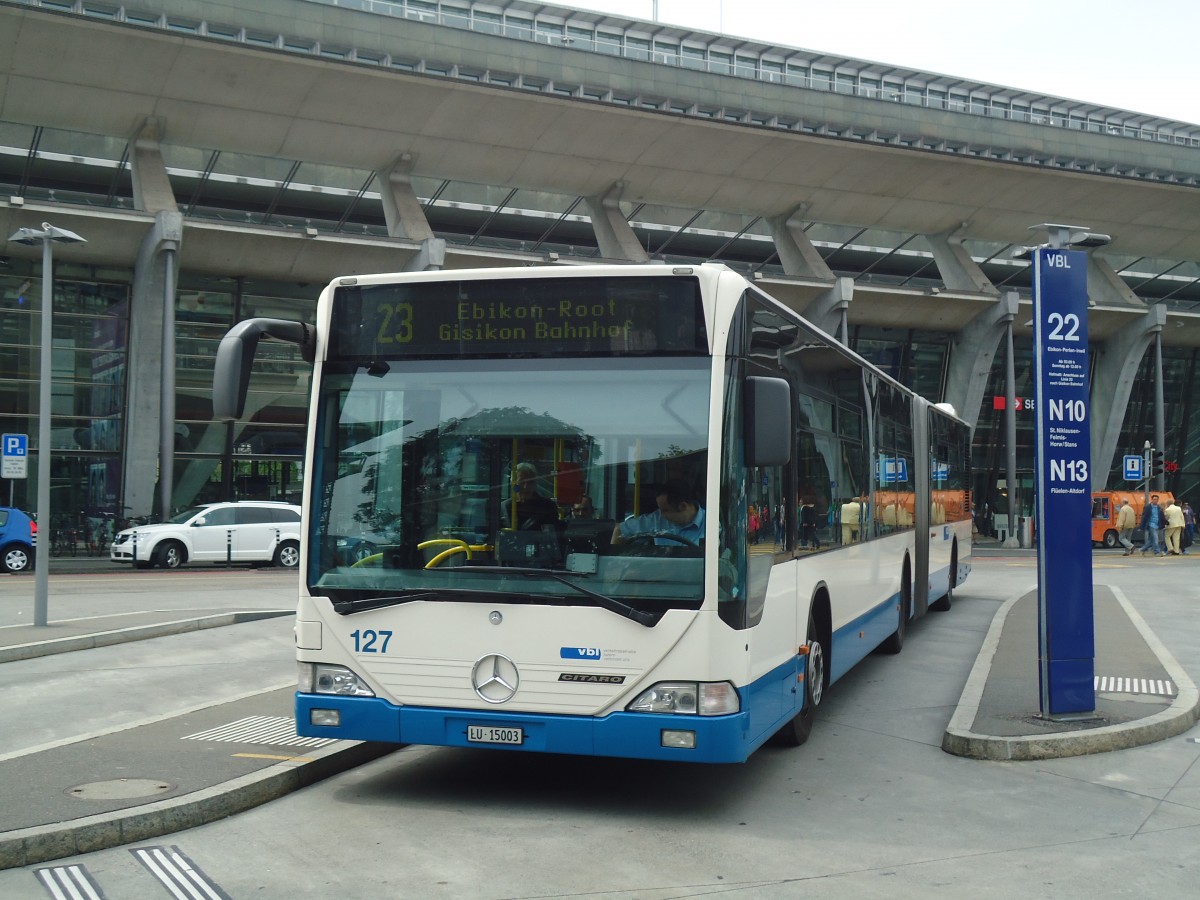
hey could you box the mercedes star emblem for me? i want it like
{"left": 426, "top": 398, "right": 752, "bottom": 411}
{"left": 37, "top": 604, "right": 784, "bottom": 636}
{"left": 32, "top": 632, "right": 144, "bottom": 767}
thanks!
{"left": 471, "top": 653, "right": 520, "bottom": 703}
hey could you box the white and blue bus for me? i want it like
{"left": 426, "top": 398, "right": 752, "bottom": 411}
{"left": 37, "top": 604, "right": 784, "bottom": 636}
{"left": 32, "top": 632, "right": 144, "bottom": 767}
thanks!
{"left": 214, "top": 264, "right": 971, "bottom": 763}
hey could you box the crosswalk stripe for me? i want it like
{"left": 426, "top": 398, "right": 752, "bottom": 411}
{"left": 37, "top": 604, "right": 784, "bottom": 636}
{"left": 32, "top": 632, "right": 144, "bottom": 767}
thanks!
{"left": 181, "top": 715, "right": 335, "bottom": 748}
{"left": 1094, "top": 675, "right": 1176, "bottom": 697}
{"left": 131, "top": 846, "right": 230, "bottom": 900}
{"left": 34, "top": 864, "right": 106, "bottom": 900}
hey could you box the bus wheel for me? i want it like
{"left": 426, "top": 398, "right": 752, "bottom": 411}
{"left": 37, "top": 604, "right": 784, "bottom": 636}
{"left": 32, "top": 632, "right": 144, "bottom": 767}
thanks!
{"left": 1103, "top": 530, "right": 1120, "bottom": 549}
{"left": 878, "top": 571, "right": 910, "bottom": 655}
{"left": 931, "top": 543, "right": 956, "bottom": 612}
{"left": 772, "top": 611, "right": 824, "bottom": 747}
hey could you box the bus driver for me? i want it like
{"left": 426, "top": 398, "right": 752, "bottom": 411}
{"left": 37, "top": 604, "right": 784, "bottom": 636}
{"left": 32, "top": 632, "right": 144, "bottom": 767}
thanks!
{"left": 612, "top": 480, "right": 705, "bottom": 546}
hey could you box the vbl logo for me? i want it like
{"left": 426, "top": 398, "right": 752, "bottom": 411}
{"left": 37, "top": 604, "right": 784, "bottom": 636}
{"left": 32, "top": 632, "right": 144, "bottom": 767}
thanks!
{"left": 560, "top": 647, "right": 601, "bottom": 660}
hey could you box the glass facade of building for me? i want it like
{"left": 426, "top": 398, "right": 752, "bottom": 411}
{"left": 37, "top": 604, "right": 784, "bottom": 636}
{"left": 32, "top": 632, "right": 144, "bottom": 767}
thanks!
{"left": 1, "top": 263, "right": 130, "bottom": 539}
{"left": 1, "top": 262, "right": 313, "bottom": 549}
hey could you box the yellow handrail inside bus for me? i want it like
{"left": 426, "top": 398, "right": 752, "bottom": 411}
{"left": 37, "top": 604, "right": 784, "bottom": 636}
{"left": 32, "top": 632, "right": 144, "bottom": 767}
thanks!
{"left": 348, "top": 539, "right": 493, "bottom": 569}
{"left": 419, "top": 538, "right": 470, "bottom": 568}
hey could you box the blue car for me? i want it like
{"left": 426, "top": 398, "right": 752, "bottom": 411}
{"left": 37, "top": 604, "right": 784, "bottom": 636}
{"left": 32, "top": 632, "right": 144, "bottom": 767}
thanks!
{"left": 0, "top": 507, "right": 35, "bottom": 574}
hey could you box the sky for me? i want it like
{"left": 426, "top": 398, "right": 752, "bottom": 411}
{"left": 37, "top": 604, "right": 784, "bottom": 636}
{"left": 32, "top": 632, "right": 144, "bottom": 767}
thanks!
{"left": 566, "top": 0, "right": 1200, "bottom": 126}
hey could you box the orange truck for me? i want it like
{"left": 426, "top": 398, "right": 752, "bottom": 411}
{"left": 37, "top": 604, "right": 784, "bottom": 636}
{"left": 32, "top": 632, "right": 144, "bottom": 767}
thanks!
{"left": 1091, "top": 490, "right": 1174, "bottom": 548}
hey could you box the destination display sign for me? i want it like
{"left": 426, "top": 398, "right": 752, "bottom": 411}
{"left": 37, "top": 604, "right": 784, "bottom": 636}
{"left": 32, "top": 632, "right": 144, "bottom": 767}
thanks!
{"left": 329, "top": 276, "right": 708, "bottom": 360}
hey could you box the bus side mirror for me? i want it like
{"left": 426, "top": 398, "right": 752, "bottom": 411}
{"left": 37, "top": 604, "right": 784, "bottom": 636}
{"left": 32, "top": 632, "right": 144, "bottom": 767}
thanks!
{"left": 213, "top": 318, "right": 315, "bottom": 419}
{"left": 744, "top": 376, "right": 791, "bottom": 466}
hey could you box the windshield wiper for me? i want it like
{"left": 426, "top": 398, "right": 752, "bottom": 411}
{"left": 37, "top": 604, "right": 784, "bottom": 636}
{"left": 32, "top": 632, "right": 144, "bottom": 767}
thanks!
{"left": 454, "top": 566, "right": 657, "bottom": 627}
{"left": 329, "top": 591, "right": 438, "bottom": 615}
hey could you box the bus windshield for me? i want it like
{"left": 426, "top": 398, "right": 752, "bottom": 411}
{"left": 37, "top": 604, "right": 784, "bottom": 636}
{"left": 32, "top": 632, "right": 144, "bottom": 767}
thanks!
{"left": 308, "top": 357, "right": 712, "bottom": 616}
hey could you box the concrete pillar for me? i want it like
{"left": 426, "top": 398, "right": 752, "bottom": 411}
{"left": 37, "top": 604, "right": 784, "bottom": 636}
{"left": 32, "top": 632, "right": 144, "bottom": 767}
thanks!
{"left": 803, "top": 276, "right": 854, "bottom": 339}
{"left": 129, "top": 117, "right": 178, "bottom": 214}
{"left": 1087, "top": 254, "right": 1146, "bottom": 308}
{"left": 1154, "top": 333, "right": 1166, "bottom": 491}
{"left": 1090, "top": 305, "right": 1166, "bottom": 489}
{"left": 1003, "top": 319, "right": 1019, "bottom": 548}
{"left": 585, "top": 183, "right": 648, "bottom": 262}
{"left": 403, "top": 237, "right": 447, "bottom": 272}
{"left": 124, "top": 211, "right": 183, "bottom": 519}
{"left": 765, "top": 205, "right": 834, "bottom": 280}
{"left": 925, "top": 224, "right": 998, "bottom": 295}
{"left": 379, "top": 154, "right": 435, "bottom": 242}
{"left": 943, "top": 291, "right": 1019, "bottom": 429}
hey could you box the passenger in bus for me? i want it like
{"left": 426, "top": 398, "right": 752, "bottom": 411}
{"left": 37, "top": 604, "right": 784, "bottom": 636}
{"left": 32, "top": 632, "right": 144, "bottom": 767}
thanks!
{"left": 502, "top": 461, "right": 560, "bottom": 531}
{"left": 570, "top": 496, "right": 597, "bottom": 519}
{"left": 611, "top": 479, "right": 704, "bottom": 546}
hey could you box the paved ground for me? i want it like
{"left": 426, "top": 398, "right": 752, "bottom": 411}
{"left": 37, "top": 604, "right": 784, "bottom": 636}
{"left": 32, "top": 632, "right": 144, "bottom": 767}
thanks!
{"left": 0, "top": 543, "right": 1196, "bottom": 871}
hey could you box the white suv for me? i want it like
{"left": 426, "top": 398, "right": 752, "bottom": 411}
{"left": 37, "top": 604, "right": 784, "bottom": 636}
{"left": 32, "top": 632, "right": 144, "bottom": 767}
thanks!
{"left": 110, "top": 501, "right": 303, "bottom": 569}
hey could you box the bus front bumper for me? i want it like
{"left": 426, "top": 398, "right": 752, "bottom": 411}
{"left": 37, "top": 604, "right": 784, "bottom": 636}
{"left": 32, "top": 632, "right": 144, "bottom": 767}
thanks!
{"left": 295, "top": 693, "right": 756, "bottom": 763}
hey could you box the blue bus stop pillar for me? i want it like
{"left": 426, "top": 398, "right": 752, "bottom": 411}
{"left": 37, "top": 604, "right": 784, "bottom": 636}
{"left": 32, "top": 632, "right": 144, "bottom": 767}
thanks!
{"left": 1032, "top": 245, "right": 1096, "bottom": 718}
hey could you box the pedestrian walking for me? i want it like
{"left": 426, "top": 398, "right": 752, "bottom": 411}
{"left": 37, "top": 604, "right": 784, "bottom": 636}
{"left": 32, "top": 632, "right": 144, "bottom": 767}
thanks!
{"left": 1140, "top": 494, "right": 1166, "bottom": 556}
{"left": 799, "top": 498, "right": 819, "bottom": 550}
{"left": 1164, "top": 498, "right": 1185, "bottom": 555}
{"left": 1116, "top": 499, "right": 1136, "bottom": 555}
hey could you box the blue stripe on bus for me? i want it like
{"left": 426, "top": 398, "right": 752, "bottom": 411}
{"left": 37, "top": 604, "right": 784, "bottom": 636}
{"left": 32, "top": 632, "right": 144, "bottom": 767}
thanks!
{"left": 295, "top": 655, "right": 806, "bottom": 764}
{"left": 828, "top": 590, "right": 905, "bottom": 684}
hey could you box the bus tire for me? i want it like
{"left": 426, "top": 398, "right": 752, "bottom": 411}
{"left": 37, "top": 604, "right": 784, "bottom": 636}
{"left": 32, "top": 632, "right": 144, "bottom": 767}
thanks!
{"left": 1102, "top": 529, "right": 1120, "bottom": 549}
{"left": 154, "top": 541, "right": 185, "bottom": 570}
{"left": 931, "top": 543, "right": 956, "bottom": 612}
{"left": 771, "top": 610, "right": 824, "bottom": 747}
{"left": 878, "top": 561, "right": 911, "bottom": 655}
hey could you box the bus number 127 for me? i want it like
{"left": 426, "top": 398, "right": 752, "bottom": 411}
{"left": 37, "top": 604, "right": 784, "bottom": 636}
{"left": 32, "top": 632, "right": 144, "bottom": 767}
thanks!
{"left": 351, "top": 629, "right": 393, "bottom": 653}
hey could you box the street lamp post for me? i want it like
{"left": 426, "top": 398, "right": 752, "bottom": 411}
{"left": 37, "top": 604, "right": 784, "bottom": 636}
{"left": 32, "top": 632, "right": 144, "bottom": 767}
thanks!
{"left": 7, "top": 223, "right": 87, "bottom": 627}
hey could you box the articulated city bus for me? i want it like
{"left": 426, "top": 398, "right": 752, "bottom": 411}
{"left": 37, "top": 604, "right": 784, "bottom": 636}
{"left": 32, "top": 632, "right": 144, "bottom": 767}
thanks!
{"left": 213, "top": 264, "right": 971, "bottom": 763}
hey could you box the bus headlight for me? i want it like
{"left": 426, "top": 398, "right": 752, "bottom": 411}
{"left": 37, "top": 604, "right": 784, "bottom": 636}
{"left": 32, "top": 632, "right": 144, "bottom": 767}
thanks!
{"left": 298, "top": 662, "right": 375, "bottom": 697}
{"left": 627, "top": 681, "right": 739, "bottom": 715}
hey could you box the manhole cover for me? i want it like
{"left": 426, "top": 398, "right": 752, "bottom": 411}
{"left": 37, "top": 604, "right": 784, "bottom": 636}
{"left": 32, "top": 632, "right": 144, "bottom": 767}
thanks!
{"left": 67, "top": 778, "right": 175, "bottom": 800}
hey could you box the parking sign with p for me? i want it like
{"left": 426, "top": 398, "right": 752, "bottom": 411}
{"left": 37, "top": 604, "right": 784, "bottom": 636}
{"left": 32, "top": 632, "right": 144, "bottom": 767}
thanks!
{"left": 2, "top": 434, "right": 28, "bottom": 479}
